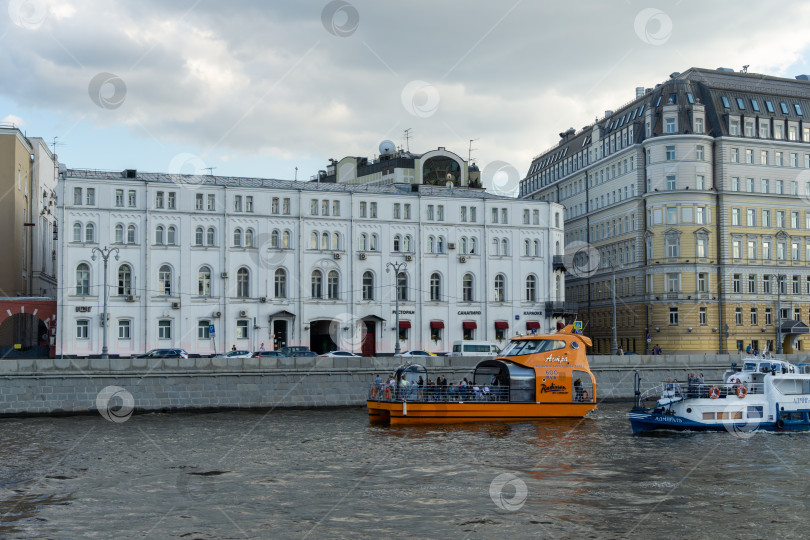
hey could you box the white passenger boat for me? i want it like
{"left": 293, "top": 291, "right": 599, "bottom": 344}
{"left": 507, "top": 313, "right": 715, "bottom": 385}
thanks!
{"left": 628, "top": 353, "right": 810, "bottom": 434}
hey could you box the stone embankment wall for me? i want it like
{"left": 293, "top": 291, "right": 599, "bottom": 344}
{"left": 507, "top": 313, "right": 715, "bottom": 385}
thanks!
{"left": 0, "top": 353, "right": 806, "bottom": 417}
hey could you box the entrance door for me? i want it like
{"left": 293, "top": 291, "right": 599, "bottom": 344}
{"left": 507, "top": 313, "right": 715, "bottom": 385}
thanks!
{"left": 309, "top": 320, "right": 336, "bottom": 354}
{"left": 273, "top": 320, "right": 288, "bottom": 351}
{"left": 361, "top": 321, "right": 376, "bottom": 357}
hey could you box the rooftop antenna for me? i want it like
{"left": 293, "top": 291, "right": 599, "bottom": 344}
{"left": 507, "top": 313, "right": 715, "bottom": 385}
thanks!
{"left": 403, "top": 128, "right": 412, "bottom": 152}
{"left": 742, "top": 65, "right": 749, "bottom": 73}
{"left": 50, "top": 136, "right": 63, "bottom": 154}
{"left": 202, "top": 167, "right": 216, "bottom": 175}
{"left": 294, "top": 166, "right": 298, "bottom": 181}
{"left": 468, "top": 138, "right": 479, "bottom": 163}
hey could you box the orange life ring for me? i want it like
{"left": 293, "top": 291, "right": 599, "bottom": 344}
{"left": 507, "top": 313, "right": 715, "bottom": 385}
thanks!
{"left": 736, "top": 385, "right": 748, "bottom": 399}
{"left": 383, "top": 387, "right": 391, "bottom": 400}
{"left": 582, "top": 390, "right": 590, "bottom": 402}
{"left": 709, "top": 386, "right": 721, "bottom": 399}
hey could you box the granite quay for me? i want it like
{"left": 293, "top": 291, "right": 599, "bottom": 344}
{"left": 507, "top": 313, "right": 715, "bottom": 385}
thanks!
{"left": 1, "top": 354, "right": 807, "bottom": 417}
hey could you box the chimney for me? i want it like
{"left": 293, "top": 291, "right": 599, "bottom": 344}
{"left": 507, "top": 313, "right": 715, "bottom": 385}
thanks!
{"left": 636, "top": 87, "right": 645, "bottom": 98}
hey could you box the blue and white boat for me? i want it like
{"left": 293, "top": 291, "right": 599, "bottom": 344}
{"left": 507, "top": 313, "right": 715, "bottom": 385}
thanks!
{"left": 628, "top": 353, "right": 810, "bottom": 434}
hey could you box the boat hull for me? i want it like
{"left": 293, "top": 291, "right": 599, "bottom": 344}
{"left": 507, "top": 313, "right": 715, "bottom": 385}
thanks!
{"left": 627, "top": 408, "right": 810, "bottom": 434}
{"left": 367, "top": 400, "right": 596, "bottom": 424}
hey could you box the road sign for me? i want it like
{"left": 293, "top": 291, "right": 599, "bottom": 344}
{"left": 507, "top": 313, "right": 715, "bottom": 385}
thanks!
{"left": 209, "top": 324, "right": 215, "bottom": 335}
{"left": 574, "top": 320, "right": 582, "bottom": 331}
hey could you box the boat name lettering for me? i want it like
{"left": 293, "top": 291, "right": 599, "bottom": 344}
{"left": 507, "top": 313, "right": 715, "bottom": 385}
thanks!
{"left": 457, "top": 311, "right": 481, "bottom": 315}
{"left": 654, "top": 415, "right": 683, "bottom": 424}
{"left": 545, "top": 354, "right": 568, "bottom": 363}
{"left": 539, "top": 382, "right": 566, "bottom": 394}
{"left": 793, "top": 397, "right": 810, "bottom": 404}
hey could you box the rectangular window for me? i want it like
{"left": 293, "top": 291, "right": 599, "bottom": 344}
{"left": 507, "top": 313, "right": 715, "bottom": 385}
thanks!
{"left": 731, "top": 208, "right": 741, "bottom": 226}
{"left": 696, "top": 207, "right": 705, "bottom": 224}
{"left": 699, "top": 307, "right": 707, "bottom": 325}
{"left": 236, "top": 320, "right": 248, "bottom": 339}
{"left": 751, "top": 309, "right": 758, "bottom": 325}
{"left": 332, "top": 200, "right": 340, "bottom": 216}
{"left": 746, "top": 178, "right": 755, "bottom": 192}
{"left": 155, "top": 191, "right": 164, "bottom": 208}
{"left": 746, "top": 209, "right": 756, "bottom": 226}
{"left": 776, "top": 152, "right": 784, "bottom": 167}
{"left": 128, "top": 190, "right": 136, "bottom": 207}
{"left": 747, "top": 240, "right": 756, "bottom": 259}
{"left": 762, "top": 210, "right": 771, "bottom": 227}
{"left": 403, "top": 203, "right": 410, "bottom": 219}
{"left": 733, "top": 273, "right": 741, "bottom": 293}
{"left": 393, "top": 203, "right": 401, "bottom": 219}
{"left": 86, "top": 188, "right": 95, "bottom": 206}
{"left": 370, "top": 202, "right": 377, "bottom": 218}
{"left": 732, "top": 240, "right": 741, "bottom": 259}
{"left": 491, "top": 208, "right": 498, "bottom": 223}
{"left": 311, "top": 200, "right": 318, "bottom": 215}
{"left": 667, "top": 207, "right": 678, "bottom": 224}
{"left": 731, "top": 177, "right": 740, "bottom": 191}
{"left": 73, "top": 187, "right": 82, "bottom": 205}
{"left": 158, "top": 320, "right": 172, "bottom": 340}
{"left": 735, "top": 307, "right": 742, "bottom": 326}
{"left": 321, "top": 200, "right": 329, "bottom": 216}
{"left": 761, "top": 150, "right": 768, "bottom": 165}
{"left": 694, "top": 117, "right": 704, "bottom": 133}
{"left": 666, "top": 176, "right": 676, "bottom": 190}
{"left": 523, "top": 209, "right": 530, "bottom": 224}
{"left": 246, "top": 196, "right": 253, "bottom": 212}
{"left": 500, "top": 208, "right": 506, "bottom": 224}
{"left": 428, "top": 205, "right": 435, "bottom": 221}
{"left": 760, "top": 122, "right": 769, "bottom": 138}
{"left": 745, "top": 149, "right": 754, "bottom": 164}
{"left": 748, "top": 274, "right": 756, "bottom": 293}
{"left": 76, "top": 320, "right": 89, "bottom": 339}
{"left": 791, "top": 211, "right": 799, "bottom": 229}
{"left": 745, "top": 121, "right": 754, "bottom": 137}
{"left": 731, "top": 148, "right": 739, "bottom": 163}
{"left": 698, "top": 273, "right": 707, "bottom": 292}
{"left": 765, "top": 308, "right": 772, "bottom": 325}
{"left": 234, "top": 195, "right": 242, "bottom": 212}
{"left": 198, "top": 320, "right": 210, "bottom": 339}
{"left": 283, "top": 198, "right": 291, "bottom": 215}
{"left": 195, "top": 193, "right": 204, "bottom": 210}
{"left": 168, "top": 192, "right": 176, "bottom": 209}
{"left": 695, "top": 145, "right": 705, "bottom": 160}
{"left": 669, "top": 308, "right": 678, "bottom": 325}
{"left": 777, "top": 210, "right": 785, "bottom": 227}
{"left": 730, "top": 120, "right": 739, "bottom": 135}
{"left": 665, "top": 118, "right": 676, "bottom": 133}
{"left": 666, "top": 146, "right": 675, "bottom": 160}
{"left": 118, "top": 320, "right": 131, "bottom": 340}
{"left": 207, "top": 194, "right": 215, "bottom": 211}
{"left": 763, "top": 241, "right": 771, "bottom": 260}
{"left": 359, "top": 201, "right": 367, "bottom": 217}
{"left": 116, "top": 189, "right": 124, "bottom": 207}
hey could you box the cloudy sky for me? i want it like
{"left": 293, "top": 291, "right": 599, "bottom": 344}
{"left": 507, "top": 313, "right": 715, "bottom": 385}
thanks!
{"left": 2, "top": 0, "right": 810, "bottom": 188}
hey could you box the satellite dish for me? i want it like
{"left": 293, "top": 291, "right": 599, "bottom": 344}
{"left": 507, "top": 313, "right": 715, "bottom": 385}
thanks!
{"left": 379, "top": 140, "right": 396, "bottom": 156}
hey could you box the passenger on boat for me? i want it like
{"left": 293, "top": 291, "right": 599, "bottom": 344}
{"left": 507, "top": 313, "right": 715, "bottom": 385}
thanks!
{"left": 438, "top": 375, "right": 448, "bottom": 400}
{"left": 417, "top": 376, "right": 424, "bottom": 400}
{"left": 574, "top": 378, "right": 583, "bottom": 401}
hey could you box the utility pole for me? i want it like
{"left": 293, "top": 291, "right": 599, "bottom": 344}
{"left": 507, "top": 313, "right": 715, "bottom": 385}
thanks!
{"left": 610, "top": 257, "right": 618, "bottom": 355}
{"left": 386, "top": 261, "right": 407, "bottom": 355}
{"left": 776, "top": 274, "right": 785, "bottom": 354}
{"left": 91, "top": 246, "right": 120, "bottom": 360}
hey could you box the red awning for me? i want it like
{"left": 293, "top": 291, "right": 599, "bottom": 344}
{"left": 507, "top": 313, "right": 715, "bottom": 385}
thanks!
{"left": 494, "top": 321, "right": 509, "bottom": 329}
{"left": 430, "top": 320, "right": 445, "bottom": 329}
{"left": 398, "top": 320, "right": 411, "bottom": 329}
{"left": 462, "top": 321, "right": 477, "bottom": 330}
{"left": 526, "top": 321, "right": 541, "bottom": 330}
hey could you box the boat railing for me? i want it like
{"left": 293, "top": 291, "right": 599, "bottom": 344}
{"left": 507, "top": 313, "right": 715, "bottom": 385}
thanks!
{"left": 642, "top": 381, "right": 765, "bottom": 401}
{"left": 367, "top": 383, "right": 509, "bottom": 403}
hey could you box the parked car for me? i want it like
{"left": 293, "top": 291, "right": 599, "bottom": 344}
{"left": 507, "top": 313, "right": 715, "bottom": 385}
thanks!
{"left": 133, "top": 348, "right": 188, "bottom": 359}
{"left": 395, "top": 350, "right": 437, "bottom": 358}
{"left": 319, "top": 351, "right": 361, "bottom": 357}
{"left": 291, "top": 351, "right": 318, "bottom": 357}
{"left": 252, "top": 350, "right": 284, "bottom": 358}
{"left": 280, "top": 346, "right": 311, "bottom": 356}
{"left": 214, "top": 350, "right": 253, "bottom": 359}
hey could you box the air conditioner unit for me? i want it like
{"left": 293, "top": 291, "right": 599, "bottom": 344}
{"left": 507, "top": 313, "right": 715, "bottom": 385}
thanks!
{"left": 358, "top": 253, "right": 367, "bottom": 260}
{"left": 126, "top": 294, "right": 135, "bottom": 302}
{"left": 404, "top": 255, "right": 413, "bottom": 261}
{"left": 172, "top": 302, "right": 181, "bottom": 309}
{"left": 239, "top": 310, "right": 248, "bottom": 317}
{"left": 333, "top": 252, "right": 341, "bottom": 259}
{"left": 220, "top": 272, "right": 229, "bottom": 279}
{"left": 448, "top": 242, "right": 456, "bottom": 250}
{"left": 213, "top": 311, "right": 221, "bottom": 318}
{"left": 458, "top": 256, "right": 467, "bottom": 263}
{"left": 259, "top": 296, "right": 267, "bottom": 303}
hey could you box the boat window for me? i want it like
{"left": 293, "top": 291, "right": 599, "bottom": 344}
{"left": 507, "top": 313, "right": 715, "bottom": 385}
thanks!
{"left": 743, "top": 362, "right": 756, "bottom": 371}
{"left": 747, "top": 406, "right": 763, "bottom": 419}
{"left": 500, "top": 339, "right": 566, "bottom": 356}
{"left": 717, "top": 411, "right": 729, "bottom": 419}
{"left": 702, "top": 411, "right": 715, "bottom": 420}
{"left": 572, "top": 370, "right": 593, "bottom": 402}
{"left": 790, "top": 412, "right": 804, "bottom": 421}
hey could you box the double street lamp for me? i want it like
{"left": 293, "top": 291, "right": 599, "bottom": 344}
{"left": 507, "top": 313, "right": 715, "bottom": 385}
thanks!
{"left": 386, "top": 261, "right": 407, "bottom": 355}
{"left": 608, "top": 257, "right": 618, "bottom": 355}
{"left": 771, "top": 273, "right": 786, "bottom": 354}
{"left": 91, "top": 246, "right": 119, "bottom": 360}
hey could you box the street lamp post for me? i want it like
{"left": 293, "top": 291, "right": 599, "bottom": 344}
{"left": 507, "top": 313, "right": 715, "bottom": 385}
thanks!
{"left": 91, "top": 246, "right": 119, "bottom": 360}
{"left": 609, "top": 258, "right": 618, "bottom": 355}
{"left": 386, "top": 261, "right": 407, "bottom": 355}
{"left": 775, "top": 274, "right": 785, "bottom": 354}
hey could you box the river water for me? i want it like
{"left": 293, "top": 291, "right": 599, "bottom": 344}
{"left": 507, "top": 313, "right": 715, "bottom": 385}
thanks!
{"left": 0, "top": 402, "right": 808, "bottom": 539}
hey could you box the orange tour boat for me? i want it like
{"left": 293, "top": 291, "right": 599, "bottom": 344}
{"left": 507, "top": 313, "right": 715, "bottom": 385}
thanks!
{"left": 367, "top": 325, "right": 596, "bottom": 424}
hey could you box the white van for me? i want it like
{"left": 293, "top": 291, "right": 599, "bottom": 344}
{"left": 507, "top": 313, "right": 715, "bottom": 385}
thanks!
{"left": 450, "top": 341, "right": 501, "bottom": 356}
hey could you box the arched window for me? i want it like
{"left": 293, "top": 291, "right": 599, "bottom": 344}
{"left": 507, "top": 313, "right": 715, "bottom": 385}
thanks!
{"left": 274, "top": 268, "right": 287, "bottom": 298}
{"left": 311, "top": 270, "right": 323, "bottom": 298}
{"left": 282, "top": 230, "right": 291, "bottom": 248}
{"left": 86, "top": 223, "right": 96, "bottom": 243}
{"left": 460, "top": 237, "right": 467, "bottom": 254}
{"left": 526, "top": 275, "right": 537, "bottom": 302}
{"left": 117, "top": 264, "right": 132, "bottom": 295}
{"left": 195, "top": 227, "right": 204, "bottom": 246}
{"left": 533, "top": 240, "right": 540, "bottom": 257}
{"left": 155, "top": 225, "right": 165, "bottom": 245}
{"left": 321, "top": 232, "right": 329, "bottom": 250}
{"left": 362, "top": 271, "right": 374, "bottom": 300}
{"left": 492, "top": 238, "right": 499, "bottom": 254}
{"left": 523, "top": 239, "right": 530, "bottom": 256}
{"left": 126, "top": 224, "right": 134, "bottom": 244}
{"left": 245, "top": 228, "right": 254, "bottom": 247}
{"left": 206, "top": 227, "right": 215, "bottom": 246}
{"left": 393, "top": 234, "right": 401, "bottom": 252}
{"left": 555, "top": 241, "right": 561, "bottom": 255}
{"left": 430, "top": 272, "right": 441, "bottom": 301}
{"left": 500, "top": 239, "right": 508, "bottom": 256}
{"left": 427, "top": 236, "right": 435, "bottom": 253}
{"left": 437, "top": 236, "right": 445, "bottom": 253}
{"left": 556, "top": 274, "right": 563, "bottom": 299}
{"left": 495, "top": 274, "right": 506, "bottom": 302}
{"left": 115, "top": 224, "right": 124, "bottom": 243}
{"left": 397, "top": 272, "right": 408, "bottom": 301}
{"left": 331, "top": 232, "right": 340, "bottom": 250}
{"left": 462, "top": 273, "right": 474, "bottom": 302}
{"left": 360, "top": 234, "right": 368, "bottom": 251}
{"left": 73, "top": 222, "right": 82, "bottom": 243}
{"left": 327, "top": 270, "right": 339, "bottom": 299}
{"left": 158, "top": 264, "right": 172, "bottom": 295}
{"left": 403, "top": 235, "right": 412, "bottom": 252}
{"left": 470, "top": 237, "right": 477, "bottom": 255}
{"left": 167, "top": 226, "right": 176, "bottom": 245}
{"left": 271, "top": 230, "right": 280, "bottom": 249}
{"left": 76, "top": 263, "right": 90, "bottom": 295}
{"left": 370, "top": 234, "right": 378, "bottom": 251}
{"left": 310, "top": 232, "right": 318, "bottom": 249}
{"left": 236, "top": 267, "right": 250, "bottom": 298}
{"left": 555, "top": 212, "right": 560, "bottom": 228}
{"left": 233, "top": 228, "right": 242, "bottom": 247}
{"left": 198, "top": 266, "right": 211, "bottom": 296}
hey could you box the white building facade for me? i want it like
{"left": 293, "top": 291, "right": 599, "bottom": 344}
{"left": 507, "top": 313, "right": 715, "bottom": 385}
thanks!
{"left": 57, "top": 169, "right": 564, "bottom": 357}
